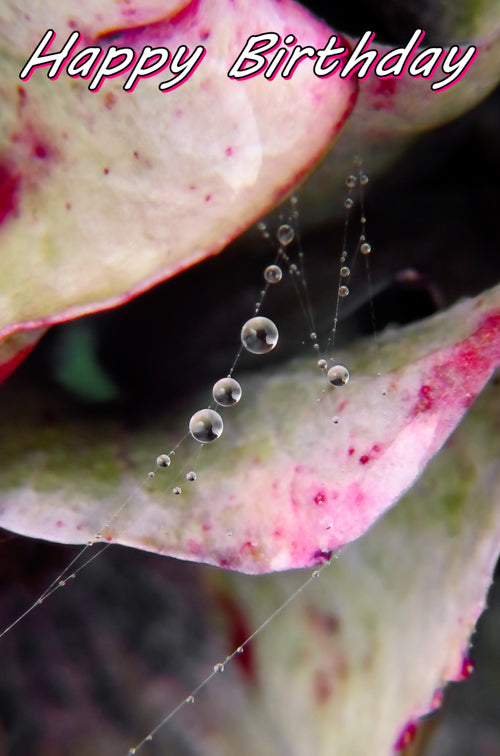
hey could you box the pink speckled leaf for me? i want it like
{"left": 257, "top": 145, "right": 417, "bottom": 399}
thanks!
{"left": 0, "top": 283, "right": 499, "bottom": 573}
{"left": 0, "top": 0, "right": 355, "bottom": 344}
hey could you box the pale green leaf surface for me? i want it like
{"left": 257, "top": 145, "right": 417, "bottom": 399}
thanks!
{"left": 0, "top": 284, "right": 499, "bottom": 574}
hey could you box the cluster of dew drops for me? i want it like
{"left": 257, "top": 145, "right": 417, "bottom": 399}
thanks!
{"left": 152, "top": 173, "right": 372, "bottom": 492}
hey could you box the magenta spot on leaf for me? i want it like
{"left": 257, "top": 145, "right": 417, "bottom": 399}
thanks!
{"left": 458, "top": 655, "right": 475, "bottom": 680}
{"left": 103, "top": 168, "right": 109, "bottom": 175}
{"left": 348, "top": 447, "right": 355, "bottom": 456}
{"left": 199, "top": 28, "right": 210, "bottom": 41}
{"left": 414, "top": 384, "right": 434, "bottom": 414}
{"left": 204, "top": 194, "right": 212, "bottom": 202}
{"left": 373, "top": 77, "right": 397, "bottom": 97}
{"left": 359, "top": 454, "right": 370, "bottom": 465}
{"left": 0, "top": 164, "right": 21, "bottom": 226}
{"left": 314, "top": 490, "right": 326, "bottom": 505}
{"left": 393, "top": 720, "right": 417, "bottom": 751}
{"left": 56, "top": 520, "right": 64, "bottom": 528}
{"left": 33, "top": 143, "right": 49, "bottom": 159}
{"left": 225, "top": 146, "right": 233, "bottom": 156}
{"left": 312, "top": 549, "right": 332, "bottom": 564}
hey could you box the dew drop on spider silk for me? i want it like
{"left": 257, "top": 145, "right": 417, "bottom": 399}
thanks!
{"left": 338, "top": 285, "right": 349, "bottom": 297}
{"left": 189, "top": 408, "right": 224, "bottom": 443}
{"left": 214, "top": 662, "right": 225, "bottom": 673}
{"left": 186, "top": 695, "right": 195, "bottom": 704}
{"left": 344, "top": 197, "right": 354, "bottom": 209}
{"left": 317, "top": 358, "right": 328, "bottom": 370}
{"left": 312, "top": 570, "right": 320, "bottom": 578}
{"left": 241, "top": 316, "right": 279, "bottom": 354}
{"left": 327, "top": 364, "right": 349, "bottom": 386}
{"left": 277, "top": 223, "right": 294, "bottom": 246}
{"left": 212, "top": 376, "right": 242, "bottom": 406}
{"left": 360, "top": 173, "right": 369, "bottom": 185}
{"left": 264, "top": 264, "right": 282, "bottom": 283}
{"left": 173, "top": 486, "right": 182, "bottom": 495}
{"left": 186, "top": 471, "right": 197, "bottom": 482}
{"left": 148, "top": 471, "right": 155, "bottom": 478}
{"left": 236, "top": 646, "right": 244, "bottom": 654}
{"left": 157, "top": 453, "right": 171, "bottom": 468}
{"left": 257, "top": 221, "right": 266, "bottom": 232}
{"left": 345, "top": 174, "right": 357, "bottom": 188}
{"left": 310, "top": 332, "right": 317, "bottom": 340}
{"left": 360, "top": 242, "right": 372, "bottom": 255}
{"left": 340, "top": 266, "right": 350, "bottom": 278}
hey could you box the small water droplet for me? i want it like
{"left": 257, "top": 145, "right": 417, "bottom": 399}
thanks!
{"left": 360, "top": 173, "right": 369, "bottom": 185}
{"left": 290, "top": 195, "right": 298, "bottom": 206}
{"left": 289, "top": 263, "right": 298, "bottom": 273}
{"left": 327, "top": 365, "right": 350, "bottom": 387}
{"left": 156, "top": 454, "right": 171, "bottom": 468}
{"left": 169, "top": 450, "right": 176, "bottom": 457}
{"left": 312, "top": 570, "right": 320, "bottom": 578}
{"left": 236, "top": 646, "right": 244, "bottom": 654}
{"left": 344, "top": 197, "right": 353, "bottom": 209}
{"left": 148, "top": 471, "right": 155, "bottom": 478}
{"left": 340, "top": 266, "right": 350, "bottom": 278}
{"left": 360, "top": 242, "right": 372, "bottom": 255}
{"left": 186, "top": 471, "right": 197, "bottom": 482}
{"left": 360, "top": 215, "right": 367, "bottom": 224}
{"left": 186, "top": 695, "right": 195, "bottom": 704}
{"left": 96, "top": 532, "right": 102, "bottom": 540}
{"left": 264, "top": 264, "right": 282, "bottom": 283}
{"left": 213, "top": 662, "right": 225, "bottom": 673}
{"left": 345, "top": 174, "right": 357, "bottom": 188}
{"left": 58, "top": 580, "right": 66, "bottom": 587}
{"left": 277, "top": 223, "right": 294, "bottom": 246}
{"left": 313, "top": 343, "right": 320, "bottom": 351}
{"left": 338, "top": 285, "right": 349, "bottom": 297}
{"left": 310, "top": 332, "right": 317, "bottom": 340}
{"left": 241, "top": 316, "right": 279, "bottom": 354}
{"left": 128, "top": 749, "right": 136, "bottom": 755}
{"left": 317, "top": 359, "right": 328, "bottom": 370}
{"left": 257, "top": 221, "right": 266, "bottom": 232}
{"left": 332, "top": 415, "right": 340, "bottom": 423}
{"left": 87, "top": 540, "right": 93, "bottom": 547}
{"left": 173, "top": 486, "right": 182, "bottom": 495}
{"left": 146, "top": 735, "right": 153, "bottom": 742}
{"left": 189, "top": 408, "right": 223, "bottom": 443}
{"left": 212, "top": 376, "right": 242, "bottom": 406}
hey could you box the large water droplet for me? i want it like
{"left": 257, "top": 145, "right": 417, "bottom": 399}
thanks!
{"left": 345, "top": 174, "right": 357, "bottom": 188}
{"left": 264, "top": 264, "right": 282, "bottom": 283}
{"left": 212, "top": 377, "right": 242, "bottom": 406}
{"left": 327, "top": 364, "right": 350, "bottom": 387}
{"left": 186, "top": 471, "right": 197, "bottom": 482}
{"left": 189, "top": 408, "right": 223, "bottom": 443}
{"left": 241, "top": 316, "right": 279, "bottom": 354}
{"left": 277, "top": 224, "right": 294, "bottom": 246}
{"left": 156, "top": 453, "right": 171, "bottom": 468}
{"left": 360, "top": 242, "right": 372, "bottom": 255}
{"left": 340, "top": 266, "right": 350, "bottom": 278}
{"left": 344, "top": 198, "right": 353, "bottom": 209}
{"left": 317, "top": 358, "right": 327, "bottom": 371}
{"left": 338, "top": 285, "right": 349, "bottom": 297}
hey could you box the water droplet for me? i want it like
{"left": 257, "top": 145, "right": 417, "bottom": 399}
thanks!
{"left": 289, "top": 263, "right": 298, "bottom": 273}
{"left": 340, "top": 266, "right": 350, "bottom": 278}
{"left": 360, "top": 215, "right": 367, "bottom": 224}
{"left": 290, "top": 195, "right": 298, "bottom": 205}
{"left": 173, "top": 486, "right": 182, "bottom": 495}
{"left": 345, "top": 174, "right": 357, "bottom": 188}
{"left": 313, "top": 343, "right": 320, "bottom": 351}
{"left": 277, "top": 223, "right": 294, "bottom": 246}
{"left": 96, "top": 532, "right": 102, "bottom": 540}
{"left": 186, "top": 695, "right": 195, "bottom": 704}
{"left": 87, "top": 540, "right": 93, "bottom": 547}
{"left": 148, "top": 471, "right": 155, "bottom": 478}
{"left": 213, "top": 662, "right": 225, "bottom": 673}
{"left": 317, "top": 359, "right": 328, "bottom": 370}
{"left": 327, "top": 364, "right": 350, "bottom": 387}
{"left": 212, "top": 376, "right": 242, "bottom": 406}
{"left": 338, "top": 285, "right": 349, "bottom": 297}
{"left": 344, "top": 197, "right": 353, "bottom": 209}
{"left": 264, "top": 264, "right": 282, "bottom": 283}
{"left": 58, "top": 580, "right": 66, "bottom": 587}
{"left": 189, "top": 408, "right": 223, "bottom": 443}
{"left": 169, "top": 450, "right": 176, "bottom": 456}
{"left": 156, "top": 453, "right": 171, "bottom": 468}
{"left": 128, "top": 749, "right": 136, "bottom": 755}
{"left": 186, "top": 471, "right": 197, "bottom": 482}
{"left": 241, "top": 316, "right": 279, "bottom": 354}
{"left": 360, "top": 173, "right": 369, "bottom": 185}
{"left": 262, "top": 231, "right": 270, "bottom": 239}
{"left": 360, "top": 242, "right": 372, "bottom": 255}
{"left": 236, "top": 646, "right": 244, "bottom": 654}
{"left": 310, "top": 332, "right": 317, "bottom": 340}
{"left": 257, "top": 221, "right": 266, "bottom": 232}
{"left": 312, "top": 570, "right": 320, "bottom": 578}
{"left": 332, "top": 415, "right": 340, "bottom": 423}
{"left": 146, "top": 735, "right": 153, "bottom": 742}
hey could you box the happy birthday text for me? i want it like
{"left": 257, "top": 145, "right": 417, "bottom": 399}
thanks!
{"left": 19, "top": 29, "right": 477, "bottom": 93}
